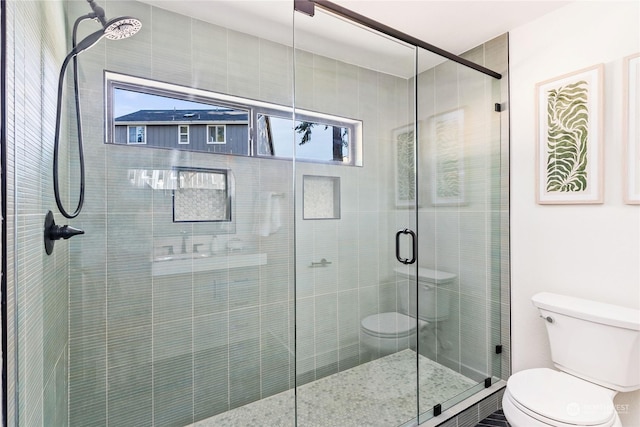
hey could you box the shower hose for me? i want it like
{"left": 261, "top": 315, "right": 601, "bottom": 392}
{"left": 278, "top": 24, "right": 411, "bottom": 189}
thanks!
{"left": 53, "top": 15, "right": 91, "bottom": 219}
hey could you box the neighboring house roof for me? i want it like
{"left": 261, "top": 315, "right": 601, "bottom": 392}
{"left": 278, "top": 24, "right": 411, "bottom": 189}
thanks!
{"left": 115, "top": 109, "right": 248, "bottom": 124}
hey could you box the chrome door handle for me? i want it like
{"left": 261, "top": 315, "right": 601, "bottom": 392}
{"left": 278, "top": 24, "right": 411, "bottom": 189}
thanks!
{"left": 395, "top": 228, "right": 416, "bottom": 265}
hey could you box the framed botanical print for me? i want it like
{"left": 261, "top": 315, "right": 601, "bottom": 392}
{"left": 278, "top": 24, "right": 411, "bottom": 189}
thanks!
{"left": 535, "top": 64, "right": 604, "bottom": 204}
{"left": 429, "top": 109, "right": 465, "bottom": 206}
{"left": 394, "top": 124, "right": 417, "bottom": 207}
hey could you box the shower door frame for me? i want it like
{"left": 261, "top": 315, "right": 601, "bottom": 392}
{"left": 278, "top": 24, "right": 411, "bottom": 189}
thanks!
{"left": 294, "top": 0, "right": 502, "bottom": 81}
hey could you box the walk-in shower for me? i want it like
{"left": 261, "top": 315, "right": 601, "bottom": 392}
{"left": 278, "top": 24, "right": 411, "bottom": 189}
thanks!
{"left": 3, "top": 0, "right": 510, "bottom": 425}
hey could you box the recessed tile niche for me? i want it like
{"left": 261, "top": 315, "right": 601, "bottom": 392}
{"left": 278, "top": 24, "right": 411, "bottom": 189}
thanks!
{"left": 303, "top": 175, "right": 341, "bottom": 220}
{"left": 174, "top": 168, "right": 231, "bottom": 222}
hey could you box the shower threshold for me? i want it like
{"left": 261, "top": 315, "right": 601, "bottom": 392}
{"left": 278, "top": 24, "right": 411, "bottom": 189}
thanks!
{"left": 188, "top": 349, "right": 476, "bottom": 427}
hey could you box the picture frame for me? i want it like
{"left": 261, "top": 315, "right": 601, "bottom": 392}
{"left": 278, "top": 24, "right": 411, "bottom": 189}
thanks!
{"left": 623, "top": 53, "right": 640, "bottom": 204}
{"left": 535, "top": 64, "right": 604, "bottom": 204}
{"left": 393, "top": 124, "right": 417, "bottom": 207}
{"left": 429, "top": 108, "right": 465, "bottom": 206}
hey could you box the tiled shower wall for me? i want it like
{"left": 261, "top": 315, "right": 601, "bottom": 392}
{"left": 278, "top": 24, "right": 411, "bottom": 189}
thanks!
{"left": 65, "top": 1, "right": 414, "bottom": 425}
{"left": 66, "top": 1, "right": 297, "bottom": 423}
{"left": 5, "top": 0, "right": 70, "bottom": 424}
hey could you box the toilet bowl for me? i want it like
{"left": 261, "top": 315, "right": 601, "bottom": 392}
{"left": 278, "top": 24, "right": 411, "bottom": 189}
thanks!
{"left": 503, "top": 293, "right": 639, "bottom": 427}
{"left": 360, "top": 312, "right": 418, "bottom": 356}
{"left": 503, "top": 369, "right": 620, "bottom": 427}
{"left": 360, "top": 267, "right": 455, "bottom": 355}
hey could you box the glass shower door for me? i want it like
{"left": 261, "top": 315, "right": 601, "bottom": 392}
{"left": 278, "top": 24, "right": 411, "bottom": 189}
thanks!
{"left": 415, "top": 45, "right": 504, "bottom": 421}
{"left": 293, "top": 6, "right": 420, "bottom": 426}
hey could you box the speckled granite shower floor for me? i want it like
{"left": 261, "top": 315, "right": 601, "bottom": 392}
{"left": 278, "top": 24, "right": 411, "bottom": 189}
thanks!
{"left": 188, "top": 349, "right": 476, "bottom": 427}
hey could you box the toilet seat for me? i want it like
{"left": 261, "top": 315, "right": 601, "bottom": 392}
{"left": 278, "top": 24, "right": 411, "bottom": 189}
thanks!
{"left": 506, "top": 368, "right": 617, "bottom": 427}
{"left": 361, "top": 312, "right": 417, "bottom": 338}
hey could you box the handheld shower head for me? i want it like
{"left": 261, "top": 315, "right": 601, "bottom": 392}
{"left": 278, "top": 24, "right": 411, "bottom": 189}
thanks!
{"left": 52, "top": 3, "right": 142, "bottom": 219}
{"left": 69, "top": 28, "right": 105, "bottom": 57}
{"left": 84, "top": 0, "right": 142, "bottom": 43}
{"left": 103, "top": 16, "right": 142, "bottom": 40}
{"left": 69, "top": 9, "right": 141, "bottom": 57}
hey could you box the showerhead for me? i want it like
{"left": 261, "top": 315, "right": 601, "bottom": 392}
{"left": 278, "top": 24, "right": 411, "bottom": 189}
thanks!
{"left": 82, "top": 0, "right": 142, "bottom": 46}
{"left": 103, "top": 16, "right": 142, "bottom": 40}
{"left": 69, "top": 11, "right": 141, "bottom": 57}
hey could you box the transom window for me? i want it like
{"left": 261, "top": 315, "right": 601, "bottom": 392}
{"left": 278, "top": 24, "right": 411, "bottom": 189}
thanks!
{"left": 106, "top": 72, "right": 363, "bottom": 166}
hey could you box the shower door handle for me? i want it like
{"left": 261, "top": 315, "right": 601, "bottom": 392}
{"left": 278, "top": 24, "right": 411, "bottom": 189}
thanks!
{"left": 395, "top": 228, "right": 416, "bottom": 265}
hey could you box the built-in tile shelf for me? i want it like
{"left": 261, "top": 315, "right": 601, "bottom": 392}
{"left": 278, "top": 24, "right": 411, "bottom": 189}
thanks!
{"left": 152, "top": 252, "right": 267, "bottom": 276}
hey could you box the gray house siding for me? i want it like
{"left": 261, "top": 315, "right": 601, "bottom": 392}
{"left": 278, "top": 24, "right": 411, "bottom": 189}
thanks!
{"left": 147, "top": 125, "right": 176, "bottom": 147}
{"left": 202, "top": 125, "right": 248, "bottom": 155}
{"left": 114, "top": 124, "right": 249, "bottom": 155}
{"left": 114, "top": 126, "right": 128, "bottom": 144}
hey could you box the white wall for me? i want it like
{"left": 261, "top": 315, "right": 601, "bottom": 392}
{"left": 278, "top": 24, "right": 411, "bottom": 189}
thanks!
{"left": 510, "top": 1, "right": 640, "bottom": 425}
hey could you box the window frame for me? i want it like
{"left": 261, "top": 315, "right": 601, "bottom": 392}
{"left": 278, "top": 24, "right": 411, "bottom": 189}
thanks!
{"left": 178, "top": 125, "right": 190, "bottom": 145}
{"left": 106, "top": 71, "right": 363, "bottom": 166}
{"left": 207, "top": 125, "right": 226, "bottom": 145}
{"left": 254, "top": 109, "right": 357, "bottom": 164}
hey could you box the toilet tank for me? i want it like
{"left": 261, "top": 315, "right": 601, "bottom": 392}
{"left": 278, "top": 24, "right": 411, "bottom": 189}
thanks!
{"left": 532, "top": 292, "right": 640, "bottom": 392}
{"left": 395, "top": 266, "right": 456, "bottom": 321}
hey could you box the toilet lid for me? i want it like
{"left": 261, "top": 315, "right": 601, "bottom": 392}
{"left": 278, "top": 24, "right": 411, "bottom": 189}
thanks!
{"left": 361, "top": 312, "right": 417, "bottom": 338}
{"left": 508, "top": 368, "right": 616, "bottom": 426}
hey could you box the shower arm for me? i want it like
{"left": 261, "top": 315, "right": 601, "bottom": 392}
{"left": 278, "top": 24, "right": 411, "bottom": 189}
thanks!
{"left": 87, "top": 0, "right": 108, "bottom": 27}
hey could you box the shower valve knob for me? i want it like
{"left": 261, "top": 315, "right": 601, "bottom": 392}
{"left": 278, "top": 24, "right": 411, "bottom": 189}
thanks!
{"left": 50, "top": 224, "right": 85, "bottom": 240}
{"left": 44, "top": 210, "right": 85, "bottom": 255}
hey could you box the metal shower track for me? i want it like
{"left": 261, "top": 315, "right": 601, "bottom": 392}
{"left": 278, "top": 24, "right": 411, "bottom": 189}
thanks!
{"left": 294, "top": 0, "right": 503, "bottom": 80}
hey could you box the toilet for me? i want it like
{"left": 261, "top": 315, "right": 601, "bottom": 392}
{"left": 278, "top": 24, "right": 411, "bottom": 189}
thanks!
{"left": 360, "top": 266, "right": 456, "bottom": 356}
{"left": 503, "top": 292, "right": 640, "bottom": 427}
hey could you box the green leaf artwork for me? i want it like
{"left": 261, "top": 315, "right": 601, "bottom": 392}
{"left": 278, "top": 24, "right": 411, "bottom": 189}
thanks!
{"left": 396, "top": 129, "right": 416, "bottom": 203}
{"left": 435, "top": 117, "right": 462, "bottom": 199}
{"left": 545, "top": 80, "right": 589, "bottom": 192}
